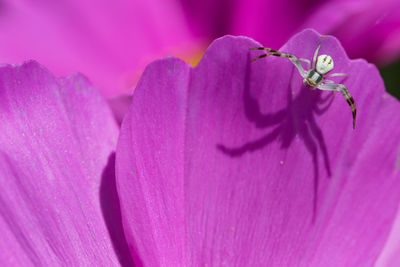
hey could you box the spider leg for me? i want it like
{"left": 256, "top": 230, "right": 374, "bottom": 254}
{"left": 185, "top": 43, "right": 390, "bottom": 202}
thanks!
{"left": 325, "top": 73, "right": 348, "bottom": 78}
{"left": 251, "top": 51, "right": 290, "bottom": 62}
{"left": 299, "top": 58, "right": 311, "bottom": 69}
{"left": 316, "top": 83, "right": 356, "bottom": 129}
{"left": 250, "top": 48, "right": 307, "bottom": 77}
{"left": 251, "top": 47, "right": 273, "bottom": 50}
{"left": 323, "top": 80, "right": 336, "bottom": 96}
{"left": 313, "top": 43, "right": 321, "bottom": 68}
{"left": 251, "top": 53, "right": 269, "bottom": 61}
{"left": 251, "top": 48, "right": 310, "bottom": 69}
{"left": 250, "top": 47, "right": 282, "bottom": 61}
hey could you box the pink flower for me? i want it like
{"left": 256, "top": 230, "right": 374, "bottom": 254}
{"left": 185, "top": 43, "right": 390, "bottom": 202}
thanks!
{"left": 1, "top": 29, "right": 400, "bottom": 266}
{"left": 0, "top": 0, "right": 201, "bottom": 97}
{"left": 183, "top": 0, "right": 400, "bottom": 65}
{"left": 0, "top": 0, "right": 399, "bottom": 98}
{"left": 117, "top": 29, "right": 400, "bottom": 265}
{"left": 0, "top": 61, "right": 130, "bottom": 264}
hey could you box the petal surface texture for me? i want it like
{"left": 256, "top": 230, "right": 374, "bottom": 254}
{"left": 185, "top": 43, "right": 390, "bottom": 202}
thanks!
{"left": 0, "top": 61, "right": 122, "bottom": 265}
{"left": 116, "top": 29, "right": 400, "bottom": 266}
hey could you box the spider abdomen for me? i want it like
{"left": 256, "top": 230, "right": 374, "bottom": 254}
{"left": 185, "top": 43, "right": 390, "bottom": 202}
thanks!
{"left": 307, "top": 69, "right": 323, "bottom": 86}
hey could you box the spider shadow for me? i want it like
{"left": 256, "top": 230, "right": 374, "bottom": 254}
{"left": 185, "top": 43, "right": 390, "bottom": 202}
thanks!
{"left": 217, "top": 58, "right": 334, "bottom": 222}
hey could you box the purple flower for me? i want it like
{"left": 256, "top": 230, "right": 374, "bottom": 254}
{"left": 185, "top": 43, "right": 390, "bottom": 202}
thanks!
{"left": 116, "top": 29, "right": 400, "bottom": 265}
{"left": 0, "top": 0, "right": 201, "bottom": 97}
{"left": 183, "top": 0, "right": 400, "bottom": 65}
{"left": 1, "top": 29, "right": 400, "bottom": 266}
{"left": 0, "top": 0, "right": 399, "bottom": 99}
{"left": 0, "top": 61, "right": 132, "bottom": 265}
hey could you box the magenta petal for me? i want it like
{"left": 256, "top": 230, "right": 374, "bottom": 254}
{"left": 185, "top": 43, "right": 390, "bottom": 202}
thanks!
{"left": 376, "top": 206, "right": 400, "bottom": 266}
{"left": 0, "top": 61, "right": 124, "bottom": 265}
{"left": 117, "top": 58, "right": 188, "bottom": 266}
{"left": 0, "top": 0, "right": 199, "bottom": 97}
{"left": 108, "top": 94, "right": 133, "bottom": 126}
{"left": 302, "top": 0, "right": 400, "bottom": 64}
{"left": 231, "top": 0, "right": 400, "bottom": 64}
{"left": 116, "top": 29, "right": 400, "bottom": 265}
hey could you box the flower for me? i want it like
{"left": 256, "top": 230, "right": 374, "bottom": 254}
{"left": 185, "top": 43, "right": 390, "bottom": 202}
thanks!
{"left": 0, "top": 61, "right": 132, "bottom": 265}
{"left": 0, "top": 0, "right": 399, "bottom": 99}
{"left": 0, "top": 0, "right": 201, "bottom": 97}
{"left": 116, "top": 29, "right": 400, "bottom": 265}
{"left": 1, "top": 29, "right": 400, "bottom": 266}
{"left": 183, "top": 0, "right": 400, "bottom": 65}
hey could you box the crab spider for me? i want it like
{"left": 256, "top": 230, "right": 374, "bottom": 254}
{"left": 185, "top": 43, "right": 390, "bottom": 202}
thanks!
{"left": 250, "top": 43, "right": 356, "bottom": 129}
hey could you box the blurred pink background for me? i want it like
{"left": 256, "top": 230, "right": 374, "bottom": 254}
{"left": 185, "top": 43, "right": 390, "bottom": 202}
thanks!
{"left": 0, "top": 0, "right": 399, "bottom": 97}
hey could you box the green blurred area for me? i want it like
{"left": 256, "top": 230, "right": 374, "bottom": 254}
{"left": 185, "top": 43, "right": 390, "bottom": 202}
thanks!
{"left": 380, "top": 60, "right": 400, "bottom": 100}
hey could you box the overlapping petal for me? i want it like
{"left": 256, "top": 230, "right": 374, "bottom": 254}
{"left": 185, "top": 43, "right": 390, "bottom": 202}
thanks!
{"left": 0, "top": 0, "right": 200, "bottom": 97}
{"left": 0, "top": 61, "right": 128, "bottom": 265}
{"left": 116, "top": 29, "right": 400, "bottom": 265}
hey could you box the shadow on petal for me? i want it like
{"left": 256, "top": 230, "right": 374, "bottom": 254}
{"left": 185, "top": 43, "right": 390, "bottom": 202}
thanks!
{"left": 217, "top": 55, "right": 334, "bottom": 222}
{"left": 100, "top": 152, "right": 136, "bottom": 267}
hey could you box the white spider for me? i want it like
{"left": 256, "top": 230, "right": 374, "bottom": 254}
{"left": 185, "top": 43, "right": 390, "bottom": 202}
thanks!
{"left": 250, "top": 43, "right": 356, "bottom": 129}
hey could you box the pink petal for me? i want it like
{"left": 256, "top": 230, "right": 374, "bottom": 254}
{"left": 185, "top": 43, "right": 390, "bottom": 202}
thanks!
{"left": 0, "top": 0, "right": 200, "bottom": 97}
{"left": 116, "top": 29, "right": 400, "bottom": 265}
{"left": 117, "top": 57, "right": 188, "bottom": 266}
{"left": 194, "top": 0, "right": 400, "bottom": 65}
{"left": 0, "top": 61, "right": 130, "bottom": 265}
{"left": 375, "top": 205, "right": 400, "bottom": 266}
{"left": 179, "top": 0, "right": 234, "bottom": 39}
{"left": 231, "top": 0, "right": 316, "bottom": 49}
{"left": 302, "top": 0, "right": 400, "bottom": 64}
{"left": 108, "top": 94, "right": 133, "bottom": 126}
